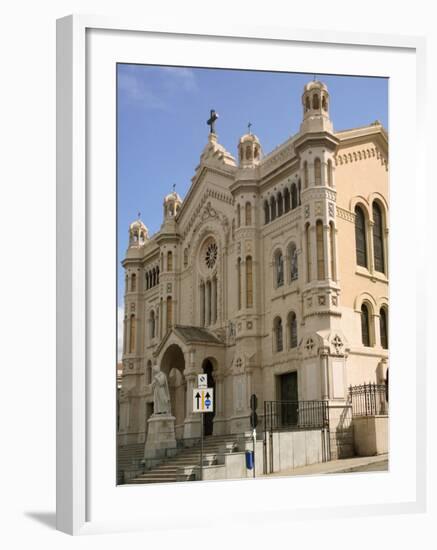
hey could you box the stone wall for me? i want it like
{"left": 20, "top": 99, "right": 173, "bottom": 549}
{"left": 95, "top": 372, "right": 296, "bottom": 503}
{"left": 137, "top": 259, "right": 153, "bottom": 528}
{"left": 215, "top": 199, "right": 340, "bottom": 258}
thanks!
{"left": 353, "top": 415, "right": 389, "bottom": 456}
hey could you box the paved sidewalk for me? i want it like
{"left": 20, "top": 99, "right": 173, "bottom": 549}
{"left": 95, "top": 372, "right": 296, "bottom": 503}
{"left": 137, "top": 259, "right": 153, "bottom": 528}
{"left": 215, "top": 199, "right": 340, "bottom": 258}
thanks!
{"left": 262, "top": 454, "right": 389, "bottom": 478}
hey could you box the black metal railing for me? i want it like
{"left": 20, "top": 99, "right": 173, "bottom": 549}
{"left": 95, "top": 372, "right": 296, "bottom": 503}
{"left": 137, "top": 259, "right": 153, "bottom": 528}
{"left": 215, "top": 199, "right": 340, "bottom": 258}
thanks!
{"left": 264, "top": 400, "right": 329, "bottom": 432}
{"left": 348, "top": 383, "right": 388, "bottom": 417}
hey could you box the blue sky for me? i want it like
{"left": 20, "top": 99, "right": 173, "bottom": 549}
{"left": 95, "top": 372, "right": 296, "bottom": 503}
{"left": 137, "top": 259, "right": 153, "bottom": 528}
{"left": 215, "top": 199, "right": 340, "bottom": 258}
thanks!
{"left": 117, "top": 65, "right": 388, "bottom": 319}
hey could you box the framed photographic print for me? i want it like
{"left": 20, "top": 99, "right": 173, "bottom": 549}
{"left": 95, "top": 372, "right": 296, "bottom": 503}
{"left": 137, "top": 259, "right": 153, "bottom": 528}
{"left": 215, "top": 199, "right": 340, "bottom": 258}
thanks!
{"left": 56, "top": 15, "right": 427, "bottom": 535}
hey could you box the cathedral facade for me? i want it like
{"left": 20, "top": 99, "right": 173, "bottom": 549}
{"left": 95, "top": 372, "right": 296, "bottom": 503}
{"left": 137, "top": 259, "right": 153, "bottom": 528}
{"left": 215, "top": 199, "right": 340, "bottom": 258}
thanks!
{"left": 118, "top": 80, "right": 389, "bottom": 447}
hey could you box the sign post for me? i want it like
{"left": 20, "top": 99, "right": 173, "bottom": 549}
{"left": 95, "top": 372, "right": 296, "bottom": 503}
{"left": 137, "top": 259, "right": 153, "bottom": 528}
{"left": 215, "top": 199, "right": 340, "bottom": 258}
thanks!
{"left": 250, "top": 394, "right": 258, "bottom": 479}
{"left": 193, "top": 386, "right": 214, "bottom": 481}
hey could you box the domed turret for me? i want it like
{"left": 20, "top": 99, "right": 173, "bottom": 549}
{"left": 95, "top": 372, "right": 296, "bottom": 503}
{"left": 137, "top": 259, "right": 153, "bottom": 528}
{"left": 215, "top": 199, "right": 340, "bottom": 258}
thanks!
{"left": 238, "top": 129, "right": 262, "bottom": 168}
{"left": 300, "top": 79, "right": 333, "bottom": 134}
{"left": 128, "top": 218, "right": 148, "bottom": 248}
{"left": 163, "top": 190, "right": 182, "bottom": 219}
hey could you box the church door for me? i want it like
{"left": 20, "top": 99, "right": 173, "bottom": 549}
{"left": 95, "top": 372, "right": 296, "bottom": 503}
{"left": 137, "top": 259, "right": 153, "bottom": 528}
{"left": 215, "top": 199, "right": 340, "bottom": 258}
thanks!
{"left": 202, "top": 361, "right": 216, "bottom": 436}
{"left": 279, "top": 372, "right": 298, "bottom": 427}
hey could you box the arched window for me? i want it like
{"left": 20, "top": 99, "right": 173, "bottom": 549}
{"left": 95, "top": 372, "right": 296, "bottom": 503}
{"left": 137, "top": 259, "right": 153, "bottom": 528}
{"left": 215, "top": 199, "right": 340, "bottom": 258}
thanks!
{"left": 166, "top": 296, "right": 172, "bottom": 330}
{"left": 316, "top": 220, "right": 325, "bottom": 280}
{"left": 306, "top": 224, "right": 311, "bottom": 282}
{"left": 380, "top": 307, "right": 388, "bottom": 349}
{"left": 131, "top": 273, "right": 136, "bottom": 292}
{"left": 373, "top": 202, "right": 385, "bottom": 273}
{"left": 289, "top": 242, "right": 298, "bottom": 281}
{"left": 146, "top": 360, "right": 152, "bottom": 385}
{"left": 264, "top": 200, "right": 270, "bottom": 224}
{"left": 150, "top": 310, "right": 155, "bottom": 339}
{"left": 237, "top": 258, "right": 242, "bottom": 310}
{"left": 200, "top": 282, "right": 205, "bottom": 326}
{"left": 361, "top": 304, "right": 371, "bottom": 347}
{"left": 304, "top": 161, "right": 309, "bottom": 188}
{"left": 237, "top": 204, "right": 241, "bottom": 228}
{"left": 245, "top": 202, "right": 252, "bottom": 226}
{"left": 156, "top": 266, "right": 160, "bottom": 284}
{"left": 327, "top": 159, "right": 333, "bottom": 187}
{"left": 298, "top": 179, "right": 301, "bottom": 205}
{"left": 314, "top": 158, "right": 322, "bottom": 186}
{"left": 145, "top": 272, "right": 149, "bottom": 290}
{"left": 129, "top": 314, "right": 136, "bottom": 353}
{"left": 284, "top": 188, "right": 290, "bottom": 213}
{"left": 125, "top": 275, "right": 128, "bottom": 293}
{"left": 274, "top": 250, "right": 284, "bottom": 287}
{"left": 288, "top": 312, "right": 298, "bottom": 348}
{"left": 277, "top": 192, "right": 283, "bottom": 216}
{"left": 274, "top": 317, "right": 283, "bottom": 352}
{"left": 270, "top": 196, "right": 277, "bottom": 221}
{"left": 167, "top": 251, "right": 173, "bottom": 272}
{"left": 184, "top": 248, "right": 188, "bottom": 267}
{"left": 152, "top": 268, "right": 156, "bottom": 287}
{"left": 291, "top": 183, "right": 298, "bottom": 209}
{"left": 312, "top": 93, "right": 320, "bottom": 110}
{"left": 246, "top": 256, "right": 253, "bottom": 308}
{"left": 329, "top": 222, "right": 336, "bottom": 281}
{"left": 305, "top": 96, "right": 311, "bottom": 111}
{"left": 355, "top": 206, "right": 368, "bottom": 268}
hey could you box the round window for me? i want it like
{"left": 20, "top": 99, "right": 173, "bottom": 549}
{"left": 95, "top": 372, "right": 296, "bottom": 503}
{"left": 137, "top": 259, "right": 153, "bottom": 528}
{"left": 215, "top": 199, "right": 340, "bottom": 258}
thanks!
{"left": 205, "top": 241, "right": 218, "bottom": 269}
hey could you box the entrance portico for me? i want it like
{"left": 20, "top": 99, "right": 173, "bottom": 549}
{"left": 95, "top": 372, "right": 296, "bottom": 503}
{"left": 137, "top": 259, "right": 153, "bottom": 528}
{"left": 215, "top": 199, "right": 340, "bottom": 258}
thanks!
{"left": 152, "top": 325, "right": 225, "bottom": 441}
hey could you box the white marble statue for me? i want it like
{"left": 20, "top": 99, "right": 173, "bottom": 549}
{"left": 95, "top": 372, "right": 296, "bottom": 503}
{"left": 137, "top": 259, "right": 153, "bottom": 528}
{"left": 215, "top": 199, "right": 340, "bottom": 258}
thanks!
{"left": 151, "top": 366, "right": 171, "bottom": 415}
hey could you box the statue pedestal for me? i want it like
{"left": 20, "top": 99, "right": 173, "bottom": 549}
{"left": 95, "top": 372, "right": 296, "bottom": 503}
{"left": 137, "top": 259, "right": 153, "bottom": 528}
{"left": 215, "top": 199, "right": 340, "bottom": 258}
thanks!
{"left": 144, "top": 414, "right": 177, "bottom": 461}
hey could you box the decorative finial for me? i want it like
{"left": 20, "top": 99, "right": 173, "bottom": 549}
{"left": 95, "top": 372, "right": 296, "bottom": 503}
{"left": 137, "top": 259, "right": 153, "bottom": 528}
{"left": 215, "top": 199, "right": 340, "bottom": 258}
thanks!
{"left": 313, "top": 74, "right": 317, "bottom": 81}
{"left": 207, "top": 109, "right": 219, "bottom": 134}
{"left": 172, "top": 183, "right": 176, "bottom": 192}
{"left": 137, "top": 211, "right": 141, "bottom": 219}
{"left": 248, "top": 121, "right": 252, "bottom": 134}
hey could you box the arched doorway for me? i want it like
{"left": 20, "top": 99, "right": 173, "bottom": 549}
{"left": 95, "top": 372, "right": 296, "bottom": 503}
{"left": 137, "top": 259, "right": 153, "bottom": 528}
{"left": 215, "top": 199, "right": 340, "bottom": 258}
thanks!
{"left": 202, "top": 359, "right": 216, "bottom": 436}
{"left": 160, "top": 344, "right": 186, "bottom": 440}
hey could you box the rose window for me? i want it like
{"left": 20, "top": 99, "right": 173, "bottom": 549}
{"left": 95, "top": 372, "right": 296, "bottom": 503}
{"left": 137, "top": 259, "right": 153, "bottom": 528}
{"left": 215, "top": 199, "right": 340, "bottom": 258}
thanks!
{"left": 205, "top": 242, "right": 218, "bottom": 269}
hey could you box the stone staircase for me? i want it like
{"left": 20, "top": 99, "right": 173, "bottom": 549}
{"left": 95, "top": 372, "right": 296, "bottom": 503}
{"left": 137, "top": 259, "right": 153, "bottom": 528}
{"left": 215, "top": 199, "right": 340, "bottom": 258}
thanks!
{"left": 126, "top": 434, "right": 242, "bottom": 485}
{"left": 117, "top": 443, "right": 145, "bottom": 484}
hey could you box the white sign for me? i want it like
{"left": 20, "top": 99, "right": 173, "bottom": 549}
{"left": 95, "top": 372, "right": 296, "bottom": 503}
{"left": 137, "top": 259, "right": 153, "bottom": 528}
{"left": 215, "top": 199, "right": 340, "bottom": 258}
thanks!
{"left": 197, "top": 374, "right": 208, "bottom": 389}
{"left": 193, "top": 388, "right": 214, "bottom": 413}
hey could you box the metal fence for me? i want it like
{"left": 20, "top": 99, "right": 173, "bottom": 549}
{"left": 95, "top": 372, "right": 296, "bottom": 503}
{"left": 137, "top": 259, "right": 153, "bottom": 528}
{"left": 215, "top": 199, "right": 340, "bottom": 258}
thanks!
{"left": 348, "top": 383, "right": 388, "bottom": 417}
{"left": 264, "top": 400, "right": 329, "bottom": 432}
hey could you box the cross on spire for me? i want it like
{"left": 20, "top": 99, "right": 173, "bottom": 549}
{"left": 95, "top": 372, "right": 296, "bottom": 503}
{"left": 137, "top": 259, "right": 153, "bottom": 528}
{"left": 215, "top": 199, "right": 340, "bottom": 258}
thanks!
{"left": 207, "top": 109, "right": 219, "bottom": 134}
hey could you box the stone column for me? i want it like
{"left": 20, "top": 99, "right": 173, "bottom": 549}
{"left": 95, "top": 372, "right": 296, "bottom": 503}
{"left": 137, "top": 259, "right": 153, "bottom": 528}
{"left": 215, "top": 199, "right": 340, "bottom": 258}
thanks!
{"left": 183, "top": 373, "right": 201, "bottom": 439}
{"left": 321, "top": 352, "right": 329, "bottom": 400}
{"left": 368, "top": 220, "right": 375, "bottom": 272}
{"left": 213, "top": 373, "right": 226, "bottom": 435}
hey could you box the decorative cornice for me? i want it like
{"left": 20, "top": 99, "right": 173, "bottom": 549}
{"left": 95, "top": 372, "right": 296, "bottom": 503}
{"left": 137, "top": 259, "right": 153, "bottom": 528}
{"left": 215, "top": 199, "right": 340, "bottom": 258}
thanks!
{"left": 336, "top": 206, "right": 355, "bottom": 223}
{"left": 335, "top": 145, "right": 388, "bottom": 170}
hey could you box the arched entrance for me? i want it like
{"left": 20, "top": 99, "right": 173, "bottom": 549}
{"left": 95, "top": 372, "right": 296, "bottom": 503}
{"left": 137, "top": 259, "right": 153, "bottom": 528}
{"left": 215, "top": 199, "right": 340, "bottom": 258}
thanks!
{"left": 202, "top": 358, "right": 216, "bottom": 436}
{"left": 160, "top": 344, "right": 186, "bottom": 440}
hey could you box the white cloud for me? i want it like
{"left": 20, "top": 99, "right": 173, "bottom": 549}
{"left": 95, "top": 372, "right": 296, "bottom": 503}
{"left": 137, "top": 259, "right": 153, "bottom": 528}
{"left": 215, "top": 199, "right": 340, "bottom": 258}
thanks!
{"left": 117, "top": 306, "right": 124, "bottom": 362}
{"left": 160, "top": 67, "right": 198, "bottom": 92}
{"left": 118, "top": 66, "right": 198, "bottom": 109}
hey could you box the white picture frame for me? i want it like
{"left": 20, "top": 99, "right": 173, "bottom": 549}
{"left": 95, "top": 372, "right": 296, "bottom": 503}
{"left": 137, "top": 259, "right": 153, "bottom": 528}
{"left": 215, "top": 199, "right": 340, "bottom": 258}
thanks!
{"left": 56, "top": 14, "right": 427, "bottom": 536}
